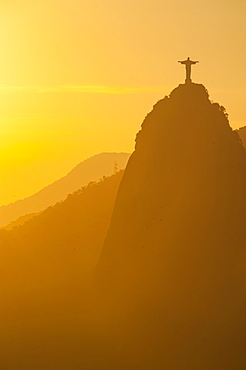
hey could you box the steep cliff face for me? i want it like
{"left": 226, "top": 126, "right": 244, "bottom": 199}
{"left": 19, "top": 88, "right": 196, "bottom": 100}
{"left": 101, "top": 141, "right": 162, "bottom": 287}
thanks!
{"left": 95, "top": 83, "right": 246, "bottom": 369}
{"left": 237, "top": 125, "right": 246, "bottom": 149}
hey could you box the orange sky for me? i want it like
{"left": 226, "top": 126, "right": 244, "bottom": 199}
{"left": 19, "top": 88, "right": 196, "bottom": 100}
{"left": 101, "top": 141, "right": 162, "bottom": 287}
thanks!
{"left": 0, "top": 0, "right": 245, "bottom": 206}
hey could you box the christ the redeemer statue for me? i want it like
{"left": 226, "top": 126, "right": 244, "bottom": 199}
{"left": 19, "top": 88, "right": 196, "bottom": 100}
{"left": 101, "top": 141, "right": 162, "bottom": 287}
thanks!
{"left": 178, "top": 57, "right": 199, "bottom": 84}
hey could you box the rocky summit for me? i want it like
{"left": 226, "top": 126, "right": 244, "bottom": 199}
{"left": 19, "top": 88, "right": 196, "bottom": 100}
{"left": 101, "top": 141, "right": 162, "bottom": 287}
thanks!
{"left": 95, "top": 83, "right": 246, "bottom": 370}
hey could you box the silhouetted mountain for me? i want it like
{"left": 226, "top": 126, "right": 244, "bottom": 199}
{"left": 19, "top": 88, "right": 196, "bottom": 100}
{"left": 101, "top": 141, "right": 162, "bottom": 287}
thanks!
{"left": 0, "top": 170, "right": 123, "bottom": 282}
{"left": 95, "top": 83, "right": 246, "bottom": 369}
{"left": 0, "top": 171, "right": 124, "bottom": 369}
{"left": 237, "top": 125, "right": 246, "bottom": 149}
{"left": 0, "top": 152, "right": 130, "bottom": 228}
{"left": 2, "top": 84, "right": 246, "bottom": 370}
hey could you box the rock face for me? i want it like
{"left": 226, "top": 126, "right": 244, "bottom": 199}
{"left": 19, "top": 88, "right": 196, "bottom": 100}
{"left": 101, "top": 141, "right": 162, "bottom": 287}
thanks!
{"left": 95, "top": 83, "right": 246, "bottom": 369}
{"left": 237, "top": 125, "right": 246, "bottom": 149}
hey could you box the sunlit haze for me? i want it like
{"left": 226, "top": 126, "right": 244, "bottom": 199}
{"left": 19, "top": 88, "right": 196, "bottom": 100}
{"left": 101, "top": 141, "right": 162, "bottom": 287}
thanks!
{"left": 0, "top": 0, "right": 245, "bottom": 205}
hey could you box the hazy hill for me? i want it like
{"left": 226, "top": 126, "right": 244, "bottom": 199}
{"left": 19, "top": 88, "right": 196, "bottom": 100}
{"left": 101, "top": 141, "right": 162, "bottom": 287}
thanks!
{"left": 0, "top": 170, "right": 123, "bottom": 283}
{"left": 95, "top": 83, "right": 246, "bottom": 369}
{"left": 0, "top": 171, "right": 123, "bottom": 369}
{"left": 0, "top": 152, "right": 130, "bottom": 228}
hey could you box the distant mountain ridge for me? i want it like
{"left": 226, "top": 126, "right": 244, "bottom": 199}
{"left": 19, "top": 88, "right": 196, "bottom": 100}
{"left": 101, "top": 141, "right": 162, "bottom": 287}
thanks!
{"left": 0, "top": 152, "right": 130, "bottom": 228}
{"left": 1, "top": 212, "right": 41, "bottom": 231}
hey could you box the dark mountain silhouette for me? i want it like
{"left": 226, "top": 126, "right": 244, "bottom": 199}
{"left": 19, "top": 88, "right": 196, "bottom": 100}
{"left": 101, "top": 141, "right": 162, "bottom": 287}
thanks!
{"left": 95, "top": 83, "right": 246, "bottom": 369}
{"left": 0, "top": 152, "right": 130, "bottom": 228}
{"left": 237, "top": 125, "right": 246, "bottom": 149}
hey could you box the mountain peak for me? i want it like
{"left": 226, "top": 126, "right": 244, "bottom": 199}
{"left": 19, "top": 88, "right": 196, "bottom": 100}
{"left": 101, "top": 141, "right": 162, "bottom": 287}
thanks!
{"left": 170, "top": 82, "right": 209, "bottom": 99}
{"left": 95, "top": 83, "right": 246, "bottom": 368}
{"left": 134, "top": 82, "right": 237, "bottom": 159}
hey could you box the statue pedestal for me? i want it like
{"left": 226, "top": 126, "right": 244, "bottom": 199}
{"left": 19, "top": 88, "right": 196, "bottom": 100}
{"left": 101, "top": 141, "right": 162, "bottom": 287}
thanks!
{"left": 185, "top": 78, "right": 192, "bottom": 84}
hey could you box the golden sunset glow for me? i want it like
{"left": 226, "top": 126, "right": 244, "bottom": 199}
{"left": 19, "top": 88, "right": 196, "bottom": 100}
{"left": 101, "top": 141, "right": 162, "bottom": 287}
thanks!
{"left": 0, "top": 0, "right": 245, "bottom": 205}
{"left": 1, "top": 2, "right": 246, "bottom": 369}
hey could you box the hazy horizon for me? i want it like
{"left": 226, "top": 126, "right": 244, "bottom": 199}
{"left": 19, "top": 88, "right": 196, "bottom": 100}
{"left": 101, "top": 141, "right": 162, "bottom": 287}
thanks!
{"left": 0, "top": 0, "right": 245, "bottom": 205}
{"left": 1, "top": 2, "right": 246, "bottom": 369}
